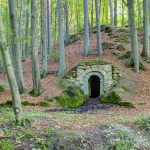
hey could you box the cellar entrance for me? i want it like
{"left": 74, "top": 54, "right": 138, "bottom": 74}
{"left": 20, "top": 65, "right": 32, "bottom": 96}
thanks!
{"left": 89, "top": 75, "right": 100, "bottom": 98}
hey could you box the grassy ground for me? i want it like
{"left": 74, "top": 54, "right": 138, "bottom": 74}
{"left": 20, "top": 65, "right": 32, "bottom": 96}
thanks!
{"left": 0, "top": 106, "right": 149, "bottom": 150}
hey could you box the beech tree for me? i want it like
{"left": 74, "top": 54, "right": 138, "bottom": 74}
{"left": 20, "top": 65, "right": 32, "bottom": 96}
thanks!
{"left": 142, "top": 0, "right": 150, "bottom": 59}
{"left": 31, "top": 0, "right": 41, "bottom": 96}
{"left": 58, "top": 0, "right": 65, "bottom": 77}
{"left": 83, "top": 0, "right": 91, "bottom": 56}
{"left": 8, "top": 0, "right": 25, "bottom": 93}
{"left": 0, "top": 12, "right": 23, "bottom": 124}
{"left": 123, "top": 0, "right": 144, "bottom": 73}
{"left": 41, "top": 0, "right": 48, "bottom": 78}
{"left": 95, "top": 0, "right": 103, "bottom": 56}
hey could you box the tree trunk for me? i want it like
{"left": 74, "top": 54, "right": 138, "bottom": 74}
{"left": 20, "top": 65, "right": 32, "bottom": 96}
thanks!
{"left": 8, "top": 0, "right": 25, "bottom": 93}
{"left": 83, "top": 0, "right": 91, "bottom": 56}
{"left": 109, "top": 0, "right": 114, "bottom": 26}
{"left": 58, "top": 0, "right": 66, "bottom": 77}
{"left": 126, "top": 0, "right": 141, "bottom": 73}
{"left": 95, "top": 0, "right": 103, "bottom": 56}
{"left": 0, "top": 13, "right": 23, "bottom": 125}
{"left": 114, "top": 0, "right": 117, "bottom": 26}
{"left": 31, "top": 0, "right": 41, "bottom": 96}
{"left": 64, "top": 0, "right": 70, "bottom": 43}
{"left": 24, "top": 0, "right": 30, "bottom": 59}
{"left": 142, "top": 0, "right": 150, "bottom": 58}
{"left": 41, "top": 0, "right": 48, "bottom": 78}
{"left": 47, "top": 0, "right": 52, "bottom": 54}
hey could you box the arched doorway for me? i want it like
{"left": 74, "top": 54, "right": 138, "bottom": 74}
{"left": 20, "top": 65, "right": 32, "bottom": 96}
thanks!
{"left": 89, "top": 75, "right": 100, "bottom": 98}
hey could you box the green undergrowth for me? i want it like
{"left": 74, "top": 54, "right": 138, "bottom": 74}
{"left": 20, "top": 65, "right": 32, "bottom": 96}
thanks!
{"left": 50, "top": 49, "right": 59, "bottom": 62}
{"left": 135, "top": 116, "right": 150, "bottom": 132}
{"left": 101, "top": 92, "right": 135, "bottom": 108}
{"left": 0, "top": 101, "right": 51, "bottom": 108}
{"left": 0, "top": 139, "right": 14, "bottom": 150}
{"left": 0, "top": 84, "right": 4, "bottom": 93}
{"left": 29, "top": 89, "right": 42, "bottom": 97}
{"left": 57, "top": 86, "right": 84, "bottom": 108}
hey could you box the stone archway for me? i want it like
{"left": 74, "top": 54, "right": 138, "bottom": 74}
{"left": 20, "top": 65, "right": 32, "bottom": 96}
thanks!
{"left": 83, "top": 71, "right": 104, "bottom": 96}
{"left": 89, "top": 75, "right": 100, "bottom": 98}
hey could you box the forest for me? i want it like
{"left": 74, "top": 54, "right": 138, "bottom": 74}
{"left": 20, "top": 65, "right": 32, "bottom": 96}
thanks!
{"left": 0, "top": 0, "right": 150, "bottom": 149}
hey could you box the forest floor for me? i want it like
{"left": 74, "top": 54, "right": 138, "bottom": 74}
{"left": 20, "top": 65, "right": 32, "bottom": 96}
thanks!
{"left": 0, "top": 27, "right": 150, "bottom": 149}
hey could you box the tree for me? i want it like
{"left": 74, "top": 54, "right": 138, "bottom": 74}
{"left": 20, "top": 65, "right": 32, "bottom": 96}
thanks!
{"left": 123, "top": 0, "right": 143, "bottom": 73}
{"left": 83, "top": 0, "right": 91, "bottom": 56}
{"left": 41, "top": 0, "right": 48, "bottom": 78}
{"left": 114, "top": 0, "right": 117, "bottom": 26}
{"left": 95, "top": 0, "right": 103, "bottom": 56}
{"left": 31, "top": 0, "right": 41, "bottom": 96}
{"left": 109, "top": 0, "right": 114, "bottom": 26}
{"left": 0, "top": 12, "right": 23, "bottom": 124}
{"left": 142, "top": 0, "right": 150, "bottom": 59}
{"left": 47, "top": 0, "right": 52, "bottom": 54}
{"left": 58, "top": 0, "right": 65, "bottom": 77}
{"left": 8, "top": 0, "right": 25, "bottom": 93}
{"left": 64, "top": 0, "right": 70, "bottom": 43}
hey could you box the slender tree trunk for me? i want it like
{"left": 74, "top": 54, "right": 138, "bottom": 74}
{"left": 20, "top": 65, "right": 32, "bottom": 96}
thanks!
{"left": 58, "top": 0, "right": 65, "bottom": 77}
{"left": 83, "top": 0, "right": 91, "bottom": 56}
{"left": 0, "top": 13, "right": 23, "bottom": 124}
{"left": 47, "top": 0, "right": 52, "bottom": 54}
{"left": 142, "top": 0, "right": 150, "bottom": 58}
{"left": 31, "top": 0, "right": 41, "bottom": 96}
{"left": 8, "top": 0, "right": 25, "bottom": 93}
{"left": 109, "top": 0, "right": 114, "bottom": 26}
{"left": 126, "top": 0, "right": 141, "bottom": 72}
{"left": 114, "top": 0, "right": 117, "bottom": 26}
{"left": 24, "top": 0, "right": 30, "bottom": 59}
{"left": 95, "top": 0, "right": 103, "bottom": 56}
{"left": 64, "top": 0, "right": 70, "bottom": 43}
{"left": 41, "top": 0, "right": 48, "bottom": 78}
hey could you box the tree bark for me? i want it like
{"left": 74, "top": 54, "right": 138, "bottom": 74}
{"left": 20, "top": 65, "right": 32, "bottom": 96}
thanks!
{"left": 41, "top": 0, "right": 48, "bottom": 78}
{"left": 95, "top": 0, "right": 103, "bottom": 56}
{"left": 142, "top": 0, "right": 150, "bottom": 59}
{"left": 83, "top": 0, "right": 91, "bottom": 56}
{"left": 31, "top": 0, "right": 41, "bottom": 96}
{"left": 58, "top": 0, "right": 66, "bottom": 77}
{"left": 8, "top": 0, "right": 25, "bottom": 93}
{"left": 0, "top": 12, "right": 23, "bottom": 124}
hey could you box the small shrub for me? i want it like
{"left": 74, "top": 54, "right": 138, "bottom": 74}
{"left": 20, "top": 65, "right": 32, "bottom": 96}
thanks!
{"left": 38, "top": 101, "right": 51, "bottom": 107}
{"left": 101, "top": 92, "right": 134, "bottom": 108}
{"left": 0, "top": 101, "right": 12, "bottom": 108}
{"left": 22, "top": 101, "right": 31, "bottom": 106}
{"left": 50, "top": 50, "right": 59, "bottom": 61}
{"left": 108, "top": 140, "right": 136, "bottom": 150}
{"left": 0, "top": 85, "right": 4, "bottom": 93}
{"left": 59, "top": 96, "right": 83, "bottom": 108}
{"left": 135, "top": 116, "right": 150, "bottom": 132}
{"left": 29, "top": 89, "right": 42, "bottom": 97}
{"left": 0, "top": 139, "right": 14, "bottom": 150}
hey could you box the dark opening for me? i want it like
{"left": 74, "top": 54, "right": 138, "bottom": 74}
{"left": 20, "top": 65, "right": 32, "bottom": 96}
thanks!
{"left": 89, "top": 75, "right": 100, "bottom": 98}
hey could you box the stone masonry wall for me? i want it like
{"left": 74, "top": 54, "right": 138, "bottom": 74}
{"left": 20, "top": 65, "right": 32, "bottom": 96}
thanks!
{"left": 64, "top": 60, "right": 121, "bottom": 96}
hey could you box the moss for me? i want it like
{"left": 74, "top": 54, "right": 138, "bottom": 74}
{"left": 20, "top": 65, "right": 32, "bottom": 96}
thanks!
{"left": 38, "top": 101, "right": 51, "bottom": 107}
{"left": 29, "top": 89, "right": 42, "bottom": 97}
{"left": 57, "top": 86, "right": 84, "bottom": 108}
{"left": 0, "top": 101, "right": 12, "bottom": 108}
{"left": 0, "top": 139, "right": 14, "bottom": 150}
{"left": 21, "top": 101, "right": 31, "bottom": 106}
{"left": 101, "top": 92, "right": 135, "bottom": 108}
{"left": 0, "top": 85, "right": 4, "bottom": 93}
{"left": 78, "top": 60, "right": 111, "bottom": 67}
